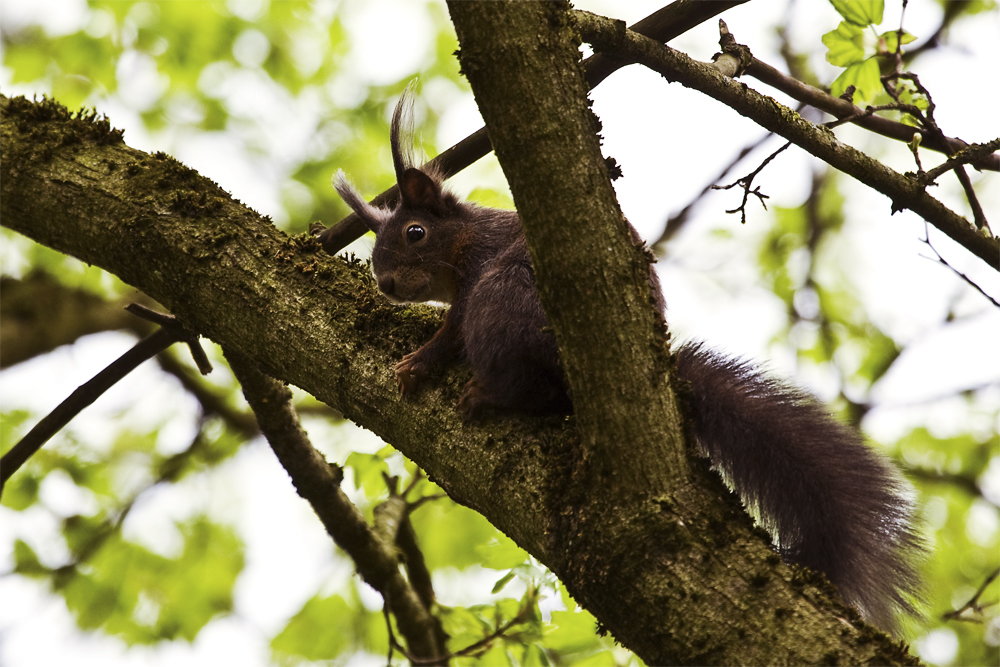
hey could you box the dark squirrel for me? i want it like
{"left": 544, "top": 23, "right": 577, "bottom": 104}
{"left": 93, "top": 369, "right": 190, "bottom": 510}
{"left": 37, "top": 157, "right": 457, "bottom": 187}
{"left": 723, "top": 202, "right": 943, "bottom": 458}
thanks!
{"left": 334, "top": 93, "right": 924, "bottom": 634}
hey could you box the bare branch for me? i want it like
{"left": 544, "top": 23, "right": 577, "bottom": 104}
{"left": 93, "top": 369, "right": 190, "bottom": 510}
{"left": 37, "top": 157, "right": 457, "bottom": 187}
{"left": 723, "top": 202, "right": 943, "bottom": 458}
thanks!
{"left": 387, "top": 589, "right": 539, "bottom": 665}
{"left": 921, "top": 138, "right": 1000, "bottom": 185}
{"left": 654, "top": 131, "right": 775, "bottom": 246}
{"left": 943, "top": 568, "right": 999, "bottom": 623}
{"left": 711, "top": 141, "right": 791, "bottom": 224}
{"left": 573, "top": 12, "right": 999, "bottom": 271}
{"left": 0, "top": 307, "right": 208, "bottom": 493}
{"left": 919, "top": 222, "right": 1000, "bottom": 309}
{"left": 127, "top": 303, "right": 213, "bottom": 374}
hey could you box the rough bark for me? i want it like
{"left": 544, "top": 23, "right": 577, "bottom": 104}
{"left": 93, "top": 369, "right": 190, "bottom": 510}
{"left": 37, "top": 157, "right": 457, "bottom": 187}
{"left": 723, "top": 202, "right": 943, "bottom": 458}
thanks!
{"left": 1, "top": 85, "right": 915, "bottom": 667}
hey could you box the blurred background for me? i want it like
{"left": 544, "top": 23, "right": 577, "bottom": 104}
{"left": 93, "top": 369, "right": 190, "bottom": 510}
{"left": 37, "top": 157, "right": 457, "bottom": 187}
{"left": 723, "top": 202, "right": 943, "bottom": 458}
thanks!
{"left": 1, "top": 0, "right": 998, "bottom": 665}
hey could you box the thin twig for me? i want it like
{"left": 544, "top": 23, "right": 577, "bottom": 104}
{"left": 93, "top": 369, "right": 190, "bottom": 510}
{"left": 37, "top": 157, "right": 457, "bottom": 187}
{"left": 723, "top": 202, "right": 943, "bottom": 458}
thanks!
{"left": 711, "top": 141, "right": 791, "bottom": 224}
{"left": 655, "top": 130, "right": 777, "bottom": 247}
{"left": 919, "top": 222, "right": 1000, "bottom": 308}
{"left": 574, "top": 12, "right": 999, "bottom": 269}
{"left": 126, "top": 303, "right": 213, "bottom": 374}
{"left": 872, "top": 57, "right": 990, "bottom": 229}
{"left": 387, "top": 590, "right": 538, "bottom": 665}
{"left": 408, "top": 493, "right": 449, "bottom": 512}
{"left": 943, "top": 567, "right": 999, "bottom": 622}
{"left": 402, "top": 468, "right": 424, "bottom": 498}
{"left": 952, "top": 164, "right": 989, "bottom": 231}
{"left": 1, "top": 306, "right": 210, "bottom": 492}
{"left": 920, "top": 138, "right": 1000, "bottom": 185}
{"left": 881, "top": 40, "right": 995, "bottom": 233}
{"left": 383, "top": 604, "right": 396, "bottom": 667}
{"left": 743, "top": 58, "right": 999, "bottom": 172}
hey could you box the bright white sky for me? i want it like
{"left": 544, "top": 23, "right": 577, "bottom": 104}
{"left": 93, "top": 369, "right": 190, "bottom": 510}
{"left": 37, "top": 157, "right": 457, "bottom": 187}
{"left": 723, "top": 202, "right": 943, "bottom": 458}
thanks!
{"left": 1, "top": 1, "right": 998, "bottom": 665}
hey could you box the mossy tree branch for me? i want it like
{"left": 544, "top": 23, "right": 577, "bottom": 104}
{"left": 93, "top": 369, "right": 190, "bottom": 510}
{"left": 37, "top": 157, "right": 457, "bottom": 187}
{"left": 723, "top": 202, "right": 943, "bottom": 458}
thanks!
{"left": 0, "top": 77, "right": 913, "bottom": 667}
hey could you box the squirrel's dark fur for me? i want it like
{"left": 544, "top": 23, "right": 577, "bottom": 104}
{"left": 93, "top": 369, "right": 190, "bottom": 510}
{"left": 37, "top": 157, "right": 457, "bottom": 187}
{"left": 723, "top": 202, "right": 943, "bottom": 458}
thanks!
{"left": 334, "top": 93, "right": 923, "bottom": 634}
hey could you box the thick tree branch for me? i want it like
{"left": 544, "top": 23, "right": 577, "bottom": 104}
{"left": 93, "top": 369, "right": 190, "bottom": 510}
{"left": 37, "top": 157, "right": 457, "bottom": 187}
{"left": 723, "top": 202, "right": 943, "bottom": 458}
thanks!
{"left": 225, "top": 350, "right": 445, "bottom": 662}
{"left": 574, "top": 11, "right": 999, "bottom": 271}
{"left": 449, "top": 2, "right": 686, "bottom": 496}
{"left": 0, "top": 93, "right": 914, "bottom": 665}
{"left": 0, "top": 272, "right": 137, "bottom": 367}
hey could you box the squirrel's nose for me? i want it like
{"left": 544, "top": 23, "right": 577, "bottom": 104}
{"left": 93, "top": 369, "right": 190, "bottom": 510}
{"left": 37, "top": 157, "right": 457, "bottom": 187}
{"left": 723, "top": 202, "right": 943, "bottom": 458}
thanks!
{"left": 378, "top": 275, "right": 395, "bottom": 296}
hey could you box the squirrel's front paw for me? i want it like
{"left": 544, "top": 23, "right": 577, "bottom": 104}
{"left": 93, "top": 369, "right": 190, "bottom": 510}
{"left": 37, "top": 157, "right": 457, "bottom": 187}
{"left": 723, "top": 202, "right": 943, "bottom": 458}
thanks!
{"left": 395, "top": 352, "right": 428, "bottom": 396}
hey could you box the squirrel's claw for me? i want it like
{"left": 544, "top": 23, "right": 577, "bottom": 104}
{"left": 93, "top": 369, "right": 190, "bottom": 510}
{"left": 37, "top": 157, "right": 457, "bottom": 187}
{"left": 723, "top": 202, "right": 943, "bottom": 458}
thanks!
{"left": 395, "top": 353, "right": 426, "bottom": 396}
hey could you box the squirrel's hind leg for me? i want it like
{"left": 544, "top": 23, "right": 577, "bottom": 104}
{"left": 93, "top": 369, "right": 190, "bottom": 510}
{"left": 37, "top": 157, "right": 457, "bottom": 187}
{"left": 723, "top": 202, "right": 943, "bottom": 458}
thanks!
{"left": 460, "top": 258, "right": 570, "bottom": 420}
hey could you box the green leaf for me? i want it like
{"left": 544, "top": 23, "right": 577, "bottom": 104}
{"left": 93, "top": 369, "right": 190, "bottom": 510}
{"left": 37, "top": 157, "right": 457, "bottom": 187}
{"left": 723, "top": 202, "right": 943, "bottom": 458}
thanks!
{"left": 344, "top": 452, "right": 390, "bottom": 497}
{"left": 476, "top": 643, "right": 514, "bottom": 666}
{"left": 3, "top": 30, "right": 52, "bottom": 83}
{"left": 410, "top": 499, "right": 500, "bottom": 570}
{"left": 1, "top": 473, "right": 40, "bottom": 511}
{"left": 899, "top": 85, "right": 931, "bottom": 113}
{"left": 855, "top": 328, "right": 900, "bottom": 385}
{"left": 59, "top": 516, "right": 244, "bottom": 644}
{"left": 468, "top": 187, "right": 515, "bottom": 210}
{"left": 1, "top": 409, "right": 33, "bottom": 456}
{"left": 575, "top": 650, "right": 618, "bottom": 666}
{"left": 522, "top": 643, "right": 552, "bottom": 667}
{"left": 880, "top": 29, "right": 917, "bottom": 53}
{"left": 492, "top": 571, "right": 517, "bottom": 594}
{"left": 829, "top": 58, "right": 882, "bottom": 104}
{"left": 271, "top": 595, "right": 352, "bottom": 662}
{"left": 830, "top": 0, "right": 884, "bottom": 26}
{"left": 822, "top": 21, "right": 866, "bottom": 66}
{"left": 13, "top": 539, "right": 48, "bottom": 576}
{"left": 545, "top": 610, "right": 602, "bottom": 653}
{"left": 477, "top": 533, "right": 530, "bottom": 571}
{"left": 63, "top": 513, "right": 110, "bottom": 558}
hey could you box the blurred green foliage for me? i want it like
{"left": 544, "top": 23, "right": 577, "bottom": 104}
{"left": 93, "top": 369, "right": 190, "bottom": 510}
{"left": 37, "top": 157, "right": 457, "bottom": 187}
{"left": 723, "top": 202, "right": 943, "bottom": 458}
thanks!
{"left": 1, "top": 1, "right": 997, "bottom": 665}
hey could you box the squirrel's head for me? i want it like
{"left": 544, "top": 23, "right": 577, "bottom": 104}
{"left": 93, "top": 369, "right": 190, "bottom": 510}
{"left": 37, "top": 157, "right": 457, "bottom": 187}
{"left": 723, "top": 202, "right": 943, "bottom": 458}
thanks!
{"left": 333, "top": 88, "right": 466, "bottom": 305}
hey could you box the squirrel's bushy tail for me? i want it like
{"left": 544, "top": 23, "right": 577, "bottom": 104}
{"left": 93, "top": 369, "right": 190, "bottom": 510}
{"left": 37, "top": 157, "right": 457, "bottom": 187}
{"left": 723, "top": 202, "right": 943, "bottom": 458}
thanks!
{"left": 675, "top": 342, "right": 924, "bottom": 634}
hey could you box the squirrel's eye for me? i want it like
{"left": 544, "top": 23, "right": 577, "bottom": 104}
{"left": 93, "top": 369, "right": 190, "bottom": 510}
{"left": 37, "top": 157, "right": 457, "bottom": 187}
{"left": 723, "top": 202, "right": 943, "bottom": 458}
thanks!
{"left": 405, "top": 225, "right": 425, "bottom": 243}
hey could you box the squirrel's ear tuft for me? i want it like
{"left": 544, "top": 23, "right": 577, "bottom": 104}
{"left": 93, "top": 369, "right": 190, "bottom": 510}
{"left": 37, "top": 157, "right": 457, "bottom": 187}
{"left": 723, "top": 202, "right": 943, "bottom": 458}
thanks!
{"left": 399, "top": 168, "right": 443, "bottom": 212}
{"left": 333, "top": 170, "right": 385, "bottom": 234}
{"left": 391, "top": 83, "right": 418, "bottom": 185}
